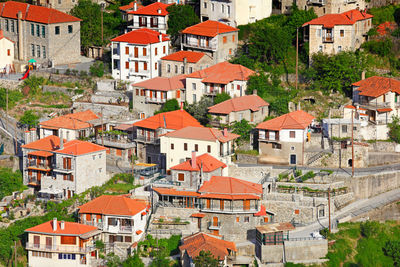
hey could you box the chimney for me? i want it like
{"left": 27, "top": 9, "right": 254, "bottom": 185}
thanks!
{"left": 134, "top": 2, "right": 137, "bottom": 11}
{"left": 191, "top": 151, "right": 196, "bottom": 169}
{"left": 59, "top": 132, "right": 64, "bottom": 150}
{"left": 223, "top": 128, "right": 228, "bottom": 137}
{"left": 253, "top": 89, "right": 257, "bottom": 95}
{"left": 52, "top": 218, "right": 57, "bottom": 231}
{"left": 158, "top": 33, "right": 162, "bottom": 42}
{"left": 60, "top": 221, "right": 65, "bottom": 230}
{"left": 361, "top": 70, "right": 366, "bottom": 80}
{"left": 157, "top": 8, "right": 161, "bottom": 14}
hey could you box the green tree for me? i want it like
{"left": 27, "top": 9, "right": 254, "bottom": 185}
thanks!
{"left": 0, "top": 168, "right": 25, "bottom": 200}
{"left": 383, "top": 240, "right": 400, "bottom": 266}
{"left": 122, "top": 252, "right": 145, "bottom": 267}
{"left": 231, "top": 119, "right": 253, "bottom": 141}
{"left": 19, "top": 110, "right": 39, "bottom": 127}
{"left": 214, "top": 92, "right": 231, "bottom": 105}
{"left": 89, "top": 61, "right": 105, "bottom": 77}
{"left": 285, "top": 4, "right": 317, "bottom": 38}
{"left": 106, "top": 253, "right": 121, "bottom": 267}
{"left": 388, "top": 116, "right": 400, "bottom": 143}
{"left": 185, "top": 96, "right": 213, "bottom": 125}
{"left": 167, "top": 5, "right": 199, "bottom": 45}
{"left": 155, "top": 99, "right": 180, "bottom": 114}
{"left": 149, "top": 246, "right": 171, "bottom": 267}
{"left": 193, "top": 250, "right": 220, "bottom": 267}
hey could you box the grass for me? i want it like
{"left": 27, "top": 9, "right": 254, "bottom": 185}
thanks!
{"left": 235, "top": 149, "right": 259, "bottom": 156}
{"left": 104, "top": 182, "right": 138, "bottom": 193}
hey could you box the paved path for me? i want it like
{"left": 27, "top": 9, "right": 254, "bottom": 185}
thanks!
{"left": 290, "top": 187, "right": 400, "bottom": 238}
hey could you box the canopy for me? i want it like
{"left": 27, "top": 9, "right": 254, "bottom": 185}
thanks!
{"left": 28, "top": 59, "right": 37, "bottom": 63}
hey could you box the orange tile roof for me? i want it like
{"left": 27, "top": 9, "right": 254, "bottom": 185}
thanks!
{"left": 182, "top": 20, "right": 238, "bottom": 37}
{"left": 132, "top": 74, "right": 186, "bottom": 91}
{"left": 352, "top": 76, "right": 400, "bottom": 98}
{"left": 78, "top": 195, "right": 147, "bottom": 216}
{"left": 180, "top": 232, "right": 236, "bottom": 260}
{"left": 136, "top": 230, "right": 143, "bottom": 235}
{"left": 303, "top": 9, "right": 372, "bottom": 28}
{"left": 186, "top": 62, "right": 254, "bottom": 84}
{"left": 254, "top": 204, "right": 267, "bottom": 216}
{"left": 0, "top": 29, "right": 13, "bottom": 43}
{"left": 199, "top": 176, "right": 262, "bottom": 196}
{"left": 161, "top": 51, "right": 206, "bottom": 63}
{"left": 199, "top": 193, "right": 260, "bottom": 200}
{"left": 57, "top": 140, "right": 106, "bottom": 156}
{"left": 128, "top": 2, "right": 172, "bottom": 16}
{"left": 112, "top": 28, "right": 169, "bottom": 44}
{"left": 163, "top": 126, "right": 240, "bottom": 143}
{"left": 119, "top": 1, "right": 143, "bottom": 11}
{"left": 344, "top": 105, "right": 367, "bottom": 111}
{"left": 39, "top": 110, "right": 99, "bottom": 130}
{"left": 152, "top": 187, "right": 200, "bottom": 197}
{"left": 0, "top": 1, "right": 81, "bottom": 24}
{"left": 25, "top": 220, "right": 97, "bottom": 236}
{"left": 21, "top": 135, "right": 63, "bottom": 151}
{"left": 256, "top": 110, "right": 315, "bottom": 131}
{"left": 191, "top": 213, "right": 206, "bottom": 218}
{"left": 133, "top": 109, "right": 201, "bottom": 130}
{"left": 208, "top": 95, "right": 269, "bottom": 115}
{"left": 27, "top": 150, "right": 53, "bottom": 157}
{"left": 377, "top": 108, "right": 392, "bottom": 112}
{"left": 171, "top": 153, "right": 226, "bottom": 172}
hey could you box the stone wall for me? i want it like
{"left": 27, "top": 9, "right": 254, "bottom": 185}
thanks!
{"left": 0, "top": 79, "right": 22, "bottom": 90}
{"left": 42, "top": 85, "right": 74, "bottom": 96}
{"left": 235, "top": 153, "right": 258, "bottom": 164}
{"left": 368, "top": 141, "right": 398, "bottom": 153}
{"left": 368, "top": 152, "right": 400, "bottom": 166}
{"left": 228, "top": 165, "right": 275, "bottom": 183}
{"left": 72, "top": 102, "right": 130, "bottom": 119}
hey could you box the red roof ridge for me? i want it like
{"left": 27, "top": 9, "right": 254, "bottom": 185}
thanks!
{"left": 111, "top": 28, "right": 169, "bottom": 44}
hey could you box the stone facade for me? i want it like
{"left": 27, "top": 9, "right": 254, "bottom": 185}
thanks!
{"left": 278, "top": 0, "right": 366, "bottom": 16}
{"left": 209, "top": 105, "right": 269, "bottom": 126}
{"left": 171, "top": 168, "right": 224, "bottom": 190}
{"left": 160, "top": 54, "right": 214, "bottom": 78}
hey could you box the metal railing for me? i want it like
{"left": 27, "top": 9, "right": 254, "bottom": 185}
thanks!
{"left": 146, "top": 97, "right": 167, "bottom": 104}
{"left": 208, "top": 221, "right": 221, "bottom": 229}
{"left": 131, "top": 22, "right": 167, "bottom": 29}
{"left": 323, "top": 36, "right": 334, "bottom": 43}
{"left": 26, "top": 243, "right": 95, "bottom": 253}
{"left": 27, "top": 160, "right": 52, "bottom": 169}
{"left": 135, "top": 135, "right": 160, "bottom": 144}
{"left": 220, "top": 149, "right": 234, "bottom": 157}
{"left": 182, "top": 41, "right": 217, "bottom": 50}
{"left": 53, "top": 164, "right": 73, "bottom": 172}
{"left": 201, "top": 206, "right": 258, "bottom": 213}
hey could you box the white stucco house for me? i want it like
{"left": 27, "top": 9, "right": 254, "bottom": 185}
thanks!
{"left": 0, "top": 29, "right": 14, "bottom": 70}
{"left": 126, "top": 2, "right": 172, "bottom": 34}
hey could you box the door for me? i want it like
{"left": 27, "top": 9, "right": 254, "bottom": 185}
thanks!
{"left": 134, "top": 47, "right": 138, "bottom": 58}
{"left": 67, "top": 190, "right": 71, "bottom": 199}
{"left": 206, "top": 199, "right": 211, "bottom": 209}
{"left": 243, "top": 200, "right": 250, "bottom": 211}
{"left": 67, "top": 158, "right": 71, "bottom": 169}
{"left": 220, "top": 200, "right": 224, "bottom": 211}
{"left": 290, "top": 154, "right": 296, "bottom": 165}
{"left": 34, "top": 236, "right": 40, "bottom": 248}
{"left": 135, "top": 61, "right": 139, "bottom": 72}
{"left": 46, "top": 237, "right": 52, "bottom": 249}
{"left": 212, "top": 216, "right": 218, "bottom": 226}
{"left": 63, "top": 157, "right": 67, "bottom": 169}
{"left": 37, "top": 171, "right": 41, "bottom": 181}
{"left": 212, "top": 230, "right": 219, "bottom": 235}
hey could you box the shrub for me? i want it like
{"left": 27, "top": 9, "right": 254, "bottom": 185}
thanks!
{"left": 360, "top": 221, "right": 380, "bottom": 238}
{"left": 90, "top": 61, "right": 105, "bottom": 77}
{"left": 361, "top": 39, "right": 393, "bottom": 57}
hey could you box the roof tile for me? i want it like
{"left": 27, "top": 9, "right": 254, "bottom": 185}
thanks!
{"left": 127, "top": 2, "right": 171, "bottom": 16}
{"left": 161, "top": 51, "right": 206, "bottom": 63}
{"left": 182, "top": 20, "right": 238, "bottom": 37}
{"left": 78, "top": 195, "right": 147, "bottom": 216}
{"left": 303, "top": 9, "right": 372, "bottom": 28}
{"left": 112, "top": 28, "right": 169, "bottom": 44}
{"left": 133, "top": 110, "right": 201, "bottom": 130}
{"left": 170, "top": 153, "right": 226, "bottom": 172}
{"left": 39, "top": 110, "right": 99, "bottom": 130}
{"left": 353, "top": 76, "right": 400, "bottom": 98}
{"left": 208, "top": 95, "right": 269, "bottom": 114}
{"left": 256, "top": 110, "right": 315, "bottom": 131}
{"left": 198, "top": 176, "right": 262, "bottom": 195}
{"left": 132, "top": 74, "right": 186, "bottom": 91}
{"left": 25, "top": 220, "right": 97, "bottom": 236}
{"left": 162, "top": 126, "right": 239, "bottom": 143}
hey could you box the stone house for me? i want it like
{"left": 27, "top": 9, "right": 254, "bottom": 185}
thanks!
{"left": 78, "top": 195, "right": 148, "bottom": 256}
{"left": 181, "top": 20, "right": 238, "bottom": 64}
{"left": 21, "top": 135, "right": 108, "bottom": 200}
{"left": 39, "top": 110, "right": 102, "bottom": 142}
{"left": 303, "top": 9, "right": 373, "bottom": 60}
{"left": 111, "top": 28, "right": 170, "bottom": 83}
{"left": 160, "top": 50, "right": 213, "bottom": 78}
{"left": 25, "top": 218, "right": 101, "bottom": 267}
{"left": 126, "top": 2, "right": 171, "bottom": 34}
{"left": 0, "top": 29, "right": 14, "bottom": 70}
{"left": 180, "top": 232, "right": 237, "bottom": 267}
{"left": 170, "top": 152, "right": 228, "bottom": 189}
{"left": 208, "top": 94, "right": 269, "bottom": 126}
{"left": 131, "top": 74, "right": 186, "bottom": 117}
{"left": 132, "top": 109, "right": 202, "bottom": 167}
{"left": 0, "top": 1, "right": 81, "bottom": 66}
{"left": 255, "top": 110, "right": 315, "bottom": 165}
{"left": 185, "top": 61, "right": 255, "bottom": 104}
{"left": 200, "top": 0, "right": 272, "bottom": 27}
{"left": 276, "top": 0, "right": 366, "bottom": 16}
{"left": 120, "top": 1, "right": 143, "bottom": 25}
{"left": 160, "top": 126, "right": 239, "bottom": 170}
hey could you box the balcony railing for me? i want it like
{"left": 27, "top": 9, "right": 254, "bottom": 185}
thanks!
{"left": 131, "top": 22, "right": 167, "bottom": 29}
{"left": 135, "top": 135, "right": 160, "bottom": 144}
{"left": 182, "top": 41, "right": 217, "bottom": 50}
{"left": 201, "top": 207, "right": 259, "bottom": 213}
{"left": 146, "top": 97, "right": 167, "bottom": 104}
{"left": 27, "top": 160, "right": 52, "bottom": 170}
{"left": 83, "top": 221, "right": 104, "bottom": 230}
{"left": 106, "top": 225, "right": 133, "bottom": 233}
{"left": 323, "top": 36, "right": 334, "bottom": 43}
{"left": 358, "top": 100, "right": 392, "bottom": 110}
{"left": 208, "top": 221, "right": 221, "bottom": 230}
{"left": 220, "top": 149, "right": 234, "bottom": 157}
{"left": 26, "top": 243, "right": 95, "bottom": 253}
{"left": 53, "top": 165, "right": 73, "bottom": 173}
{"left": 95, "top": 136, "right": 135, "bottom": 149}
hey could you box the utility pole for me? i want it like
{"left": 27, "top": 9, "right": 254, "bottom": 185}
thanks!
{"left": 296, "top": 28, "right": 299, "bottom": 90}
{"left": 351, "top": 110, "right": 354, "bottom": 177}
{"left": 101, "top": 106, "right": 104, "bottom": 146}
{"left": 101, "top": 4, "right": 104, "bottom": 57}
{"left": 328, "top": 187, "right": 331, "bottom": 233}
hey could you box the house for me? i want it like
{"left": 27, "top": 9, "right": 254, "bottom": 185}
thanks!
{"left": 39, "top": 110, "right": 102, "bottom": 142}
{"left": 126, "top": 2, "right": 172, "bottom": 34}
{"left": 160, "top": 126, "right": 239, "bottom": 170}
{"left": 0, "top": 1, "right": 81, "bottom": 66}
{"left": 179, "top": 232, "right": 237, "bottom": 267}
{"left": 276, "top": 0, "right": 366, "bottom": 16}
{"left": 160, "top": 50, "right": 213, "bottom": 78}
{"left": 120, "top": 1, "right": 143, "bottom": 24}
{"left": 208, "top": 94, "right": 269, "bottom": 126}
{"left": 200, "top": 0, "right": 272, "bottom": 27}
{"left": 131, "top": 74, "right": 186, "bottom": 117}
{"left": 0, "top": 29, "right": 14, "bottom": 70}
{"left": 25, "top": 218, "right": 101, "bottom": 267}
{"left": 133, "top": 109, "right": 201, "bottom": 166}
{"left": 181, "top": 20, "right": 239, "bottom": 64}
{"left": 21, "top": 135, "right": 108, "bottom": 200}
{"left": 170, "top": 152, "right": 227, "bottom": 189}
{"left": 255, "top": 110, "right": 315, "bottom": 165}
{"left": 78, "top": 195, "right": 148, "bottom": 253}
{"left": 111, "top": 28, "right": 170, "bottom": 82}
{"left": 185, "top": 61, "right": 255, "bottom": 104}
{"left": 303, "top": 9, "right": 373, "bottom": 59}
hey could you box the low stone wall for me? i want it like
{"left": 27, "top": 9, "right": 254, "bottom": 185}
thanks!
{"left": 42, "top": 85, "right": 74, "bottom": 96}
{"left": 368, "top": 152, "right": 400, "bottom": 166}
{"left": 228, "top": 165, "right": 275, "bottom": 183}
{"left": 333, "top": 192, "right": 354, "bottom": 209}
{"left": 73, "top": 102, "right": 130, "bottom": 119}
{"left": 236, "top": 154, "right": 258, "bottom": 164}
{"left": 368, "top": 141, "right": 397, "bottom": 153}
{"left": 277, "top": 181, "right": 345, "bottom": 191}
{"left": 0, "top": 79, "right": 22, "bottom": 90}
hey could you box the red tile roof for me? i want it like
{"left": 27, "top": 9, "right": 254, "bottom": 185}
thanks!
{"left": 112, "top": 28, "right": 169, "bottom": 44}
{"left": 182, "top": 20, "right": 238, "bottom": 37}
{"left": 170, "top": 153, "right": 226, "bottom": 172}
{"left": 180, "top": 232, "right": 236, "bottom": 260}
{"left": 303, "top": 9, "right": 372, "bottom": 28}
{"left": 344, "top": 105, "right": 367, "bottom": 111}
{"left": 377, "top": 108, "right": 392, "bottom": 112}
{"left": 198, "top": 193, "right": 260, "bottom": 200}
{"left": 187, "top": 62, "right": 254, "bottom": 84}
{"left": 353, "top": 76, "right": 400, "bottom": 98}
{"left": 132, "top": 74, "right": 186, "bottom": 91}
{"left": 191, "top": 213, "right": 206, "bottom": 218}
{"left": 163, "top": 126, "right": 240, "bottom": 143}
{"left": 21, "top": 135, "right": 63, "bottom": 151}
{"left": 57, "top": 140, "right": 106, "bottom": 156}
{"left": 39, "top": 110, "right": 99, "bottom": 130}
{"left": 119, "top": 1, "right": 143, "bottom": 11}
{"left": 25, "top": 220, "right": 97, "bottom": 236}
{"left": 136, "top": 230, "right": 143, "bottom": 235}
{"left": 152, "top": 187, "right": 200, "bottom": 197}
{"left": 256, "top": 110, "right": 315, "bottom": 131}
{"left": 199, "top": 176, "right": 262, "bottom": 196}
{"left": 133, "top": 109, "right": 201, "bottom": 130}
{"left": 128, "top": 2, "right": 172, "bottom": 16}
{"left": 0, "top": 1, "right": 81, "bottom": 24}
{"left": 0, "top": 29, "right": 13, "bottom": 43}
{"left": 161, "top": 51, "right": 206, "bottom": 63}
{"left": 208, "top": 95, "right": 269, "bottom": 115}
{"left": 78, "top": 195, "right": 147, "bottom": 216}
{"left": 254, "top": 204, "right": 267, "bottom": 216}
{"left": 27, "top": 150, "right": 53, "bottom": 157}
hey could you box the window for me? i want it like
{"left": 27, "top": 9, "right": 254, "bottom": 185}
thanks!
{"left": 55, "top": 26, "right": 60, "bottom": 35}
{"left": 125, "top": 61, "right": 129, "bottom": 69}
{"left": 318, "top": 45, "right": 323, "bottom": 52}
{"left": 143, "top": 47, "right": 147, "bottom": 56}
{"left": 338, "top": 46, "right": 342, "bottom": 52}
{"left": 36, "top": 45, "right": 40, "bottom": 58}
{"left": 58, "top": 0, "right": 61, "bottom": 4}
{"left": 207, "top": 145, "right": 211, "bottom": 153}
{"left": 42, "top": 46, "right": 46, "bottom": 59}
{"left": 31, "top": 44, "right": 35, "bottom": 57}
{"left": 223, "top": 36, "right": 227, "bottom": 43}
{"left": 272, "top": 143, "right": 282, "bottom": 149}
{"left": 99, "top": 168, "right": 102, "bottom": 173}
{"left": 181, "top": 66, "right": 184, "bottom": 74}
{"left": 61, "top": 236, "right": 76, "bottom": 245}
{"left": 212, "top": 3, "right": 214, "bottom": 11}
{"left": 33, "top": 251, "right": 52, "bottom": 258}
{"left": 7, "top": 49, "right": 10, "bottom": 56}
{"left": 229, "top": 48, "right": 232, "bottom": 55}
{"left": 31, "top": 23, "right": 34, "bottom": 35}
{"left": 317, "top": 29, "right": 321, "bottom": 37}
{"left": 171, "top": 143, "right": 174, "bottom": 150}
{"left": 42, "top": 25, "right": 45, "bottom": 37}
{"left": 204, "top": 2, "right": 207, "bottom": 8}
{"left": 167, "top": 64, "right": 171, "bottom": 73}
{"left": 124, "top": 46, "right": 129, "bottom": 55}
{"left": 11, "top": 20, "right": 14, "bottom": 32}
{"left": 294, "top": 209, "right": 300, "bottom": 215}
{"left": 192, "top": 83, "right": 196, "bottom": 90}
{"left": 175, "top": 65, "right": 178, "bottom": 73}
{"left": 144, "top": 62, "right": 147, "bottom": 70}
{"left": 189, "top": 67, "right": 193, "bottom": 73}
{"left": 244, "top": 216, "right": 249, "bottom": 222}
{"left": 163, "top": 46, "right": 166, "bottom": 54}
{"left": 340, "top": 29, "right": 344, "bottom": 37}
{"left": 58, "top": 253, "right": 76, "bottom": 260}
{"left": 232, "top": 35, "right": 235, "bottom": 42}
{"left": 68, "top": 25, "right": 73, "bottom": 33}
{"left": 342, "top": 125, "right": 348, "bottom": 133}
{"left": 193, "top": 94, "right": 197, "bottom": 102}
{"left": 184, "top": 143, "right": 188, "bottom": 151}
{"left": 195, "top": 144, "right": 198, "bottom": 152}
{"left": 236, "top": 217, "right": 239, "bottom": 222}
{"left": 155, "top": 62, "right": 157, "bottom": 70}
{"left": 221, "top": 4, "right": 224, "bottom": 13}
{"left": 134, "top": 47, "right": 138, "bottom": 57}
{"left": 228, "top": 5, "right": 230, "bottom": 15}
{"left": 155, "top": 47, "right": 158, "bottom": 56}
{"left": 93, "top": 155, "right": 96, "bottom": 160}
{"left": 178, "top": 173, "right": 184, "bottom": 181}
{"left": 289, "top": 131, "right": 295, "bottom": 138}
{"left": 36, "top": 24, "right": 40, "bottom": 37}
{"left": 5, "top": 20, "right": 9, "bottom": 31}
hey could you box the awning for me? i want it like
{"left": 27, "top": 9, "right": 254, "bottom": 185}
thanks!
{"left": 136, "top": 230, "right": 143, "bottom": 235}
{"left": 191, "top": 213, "right": 206, "bottom": 218}
{"left": 199, "top": 194, "right": 260, "bottom": 200}
{"left": 28, "top": 150, "right": 53, "bottom": 157}
{"left": 152, "top": 187, "right": 200, "bottom": 197}
{"left": 377, "top": 108, "right": 392, "bottom": 113}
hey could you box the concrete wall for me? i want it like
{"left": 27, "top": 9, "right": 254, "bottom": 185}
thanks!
{"left": 72, "top": 102, "right": 130, "bottom": 119}
{"left": 284, "top": 239, "right": 328, "bottom": 263}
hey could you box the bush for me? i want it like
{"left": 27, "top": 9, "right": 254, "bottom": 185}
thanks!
{"left": 388, "top": 116, "right": 400, "bottom": 143}
{"left": 361, "top": 39, "right": 393, "bottom": 57}
{"left": 19, "top": 110, "right": 39, "bottom": 127}
{"left": 301, "top": 171, "right": 316, "bottom": 182}
{"left": 214, "top": 92, "right": 231, "bottom": 105}
{"left": 90, "top": 61, "right": 105, "bottom": 77}
{"left": 360, "top": 221, "right": 380, "bottom": 238}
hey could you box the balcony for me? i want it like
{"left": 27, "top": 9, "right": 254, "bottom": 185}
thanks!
{"left": 27, "top": 160, "right": 52, "bottom": 170}
{"left": 201, "top": 207, "right": 259, "bottom": 214}
{"left": 145, "top": 97, "right": 166, "bottom": 104}
{"left": 130, "top": 22, "right": 167, "bottom": 30}
{"left": 112, "top": 48, "right": 119, "bottom": 55}
{"left": 204, "top": 90, "right": 217, "bottom": 96}
{"left": 129, "top": 69, "right": 150, "bottom": 76}
{"left": 135, "top": 135, "right": 160, "bottom": 144}
{"left": 53, "top": 165, "right": 73, "bottom": 174}
{"left": 323, "top": 35, "right": 334, "bottom": 43}
{"left": 358, "top": 100, "right": 392, "bottom": 110}
{"left": 27, "top": 176, "right": 41, "bottom": 186}
{"left": 208, "top": 221, "right": 221, "bottom": 230}
{"left": 307, "top": 0, "right": 325, "bottom": 5}
{"left": 220, "top": 149, "right": 234, "bottom": 157}
{"left": 83, "top": 221, "right": 104, "bottom": 230}
{"left": 106, "top": 225, "right": 133, "bottom": 233}
{"left": 182, "top": 41, "right": 217, "bottom": 51}
{"left": 26, "top": 243, "right": 95, "bottom": 253}
{"left": 95, "top": 136, "right": 136, "bottom": 149}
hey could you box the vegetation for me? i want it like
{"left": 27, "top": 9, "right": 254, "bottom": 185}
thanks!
{"left": 138, "top": 234, "right": 181, "bottom": 257}
{"left": 0, "top": 168, "right": 26, "bottom": 201}
{"left": 193, "top": 250, "right": 221, "bottom": 266}
{"left": 122, "top": 252, "right": 144, "bottom": 267}
{"left": 388, "top": 116, "right": 400, "bottom": 143}
{"left": 231, "top": 119, "right": 254, "bottom": 142}
{"left": 235, "top": 149, "right": 259, "bottom": 156}
{"left": 185, "top": 96, "right": 213, "bottom": 125}
{"left": 214, "top": 92, "right": 231, "bottom": 105}
{"left": 166, "top": 5, "right": 199, "bottom": 44}
{"left": 155, "top": 99, "right": 180, "bottom": 115}
{"left": 19, "top": 110, "right": 39, "bottom": 128}
{"left": 368, "top": 4, "right": 400, "bottom": 25}
{"left": 0, "top": 88, "right": 23, "bottom": 110}
{"left": 90, "top": 61, "right": 105, "bottom": 77}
